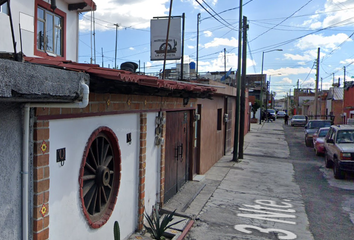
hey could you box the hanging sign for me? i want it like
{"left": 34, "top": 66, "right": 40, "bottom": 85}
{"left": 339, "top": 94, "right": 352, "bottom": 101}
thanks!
{"left": 150, "top": 17, "right": 182, "bottom": 61}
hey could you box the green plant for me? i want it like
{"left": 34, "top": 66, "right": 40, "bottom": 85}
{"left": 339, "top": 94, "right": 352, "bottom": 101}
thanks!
{"left": 144, "top": 208, "right": 183, "bottom": 240}
{"left": 114, "top": 221, "right": 120, "bottom": 240}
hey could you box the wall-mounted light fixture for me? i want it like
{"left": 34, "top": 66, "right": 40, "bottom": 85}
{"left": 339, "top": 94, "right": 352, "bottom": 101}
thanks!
{"left": 183, "top": 97, "right": 189, "bottom": 106}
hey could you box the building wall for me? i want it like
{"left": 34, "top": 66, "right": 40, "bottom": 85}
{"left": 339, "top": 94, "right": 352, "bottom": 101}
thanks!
{"left": 48, "top": 114, "right": 141, "bottom": 240}
{"left": 32, "top": 93, "right": 196, "bottom": 240}
{"left": 332, "top": 100, "right": 343, "bottom": 124}
{"left": 0, "top": 103, "right": 23, "bottom": 240}
{"left": 0, "top": 0, "right": 79, "bottom": 61}
{"left": 344, "top": 87, "right": 354, "bottom": 119}
{"left": 198, "top": 97, "right": 225, "bottom": 174}
{"left": 144, "top": 112, "right": 160, "bottom": 214}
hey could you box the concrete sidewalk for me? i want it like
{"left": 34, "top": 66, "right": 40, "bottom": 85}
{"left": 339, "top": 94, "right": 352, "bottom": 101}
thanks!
{"left": 129, "top": 121, "right": 312, "bottom": 240}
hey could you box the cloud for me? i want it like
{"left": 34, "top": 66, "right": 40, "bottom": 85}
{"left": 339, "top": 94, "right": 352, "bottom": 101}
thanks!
{"left": 204, "top": 37, "right": 237, "bottom": 48}
{"left": 129, "top": 47, "right": 135, "bottom": 50}
{"left": 284, "top": 53, "right": 312, "bottom": 61}
{"left": 265, "top": 67, "right": 314, "bottom": 77}
{"left": 204, "top": 31, "right": 213, "bottom": 37}
{"left": 187, "top": 45, "right": 195, "bottom": 49}
{"left": 340, "top": 58, "right": 354, "bottom": 65}
{"left": 302, "top": 0, "right": 354, "bottom": 29}
{"left": 281, "top": 77, "right": 293, "bottom": 84}
{"left": 196, "top": 52, "right": 255, "bottom": 72}
{"left": 79, "top": 0, "right": 169, "bottom": 32}
{"left": 295, "top": 33, "right": 351, "bottom": 51}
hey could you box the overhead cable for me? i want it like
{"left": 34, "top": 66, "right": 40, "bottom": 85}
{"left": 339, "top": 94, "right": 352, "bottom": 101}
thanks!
{"left": 250, "top": 0, "right": 314, "bottom": 43}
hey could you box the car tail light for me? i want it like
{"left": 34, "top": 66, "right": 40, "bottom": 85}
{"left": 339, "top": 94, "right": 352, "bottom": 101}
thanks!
{"left": 313, "top": 134, "right": 317, "bottom": 141}
{"left": 340, "top": 152, "right": 352, "bottom": 160}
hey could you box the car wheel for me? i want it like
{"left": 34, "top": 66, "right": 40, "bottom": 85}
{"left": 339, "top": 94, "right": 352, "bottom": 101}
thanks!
{"left": 305, "top": 137, "right": 310, "bottom": 147}
{"left": 324, "top": 152, "right": 333, "bottom": 168}
{"left": 333, "top": 158, "right": 345, "bottom": 179}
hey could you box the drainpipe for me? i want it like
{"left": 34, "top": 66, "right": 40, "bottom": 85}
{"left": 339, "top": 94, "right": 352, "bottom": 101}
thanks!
{"left": 22, "top": 82, "right": 89, "bottom": 240}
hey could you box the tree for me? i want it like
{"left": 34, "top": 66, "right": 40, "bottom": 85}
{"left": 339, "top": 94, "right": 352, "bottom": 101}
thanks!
{"left": 252, "top": 99, "right": 261, "bottom": 118}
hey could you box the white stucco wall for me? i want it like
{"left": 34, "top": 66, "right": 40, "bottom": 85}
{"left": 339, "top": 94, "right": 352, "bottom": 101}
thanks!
{"left": 48, "top": 114, "right": 144, "bottom": 240}
{"left": 0, "top": 0, "right": 79, "bottom": 61}
{"left": 144, "top": 112, "right": 161, "bottom": 215}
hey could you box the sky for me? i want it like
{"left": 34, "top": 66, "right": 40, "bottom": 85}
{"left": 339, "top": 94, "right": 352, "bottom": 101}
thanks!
{"left": 78, "top": 0, "right": 354, "bottom": 99}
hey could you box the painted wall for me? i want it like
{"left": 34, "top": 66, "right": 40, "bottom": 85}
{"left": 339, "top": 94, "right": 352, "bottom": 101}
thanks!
{"left": 332, "top": 100, "right": 344, "bottom": 124}
{"left": 49, "top": 114, "right": 143, "bottom": 240}
{"left": 0, "top": 0, "right": 79, "bottom": 61}
{"left": 0, "top": 103, "right": 23, "bottom": 239}
{"left": 144, "top": 112, "right": 160, "bottom": 215}
{"left": 198, "top": 97, "right": 225, "bottom": 174}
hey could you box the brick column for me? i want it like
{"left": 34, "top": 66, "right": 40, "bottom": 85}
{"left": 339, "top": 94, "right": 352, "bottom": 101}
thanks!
{"left": 138, "top": 113, "right": 147, "bottom": 230}
{"left": 159, "top": 111, "right": 166, "bottom": 205}
{"left": 33, "top": 120, "right": 50, "bottom": 240}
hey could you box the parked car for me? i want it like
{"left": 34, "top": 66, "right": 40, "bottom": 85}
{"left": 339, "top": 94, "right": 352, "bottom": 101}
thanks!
{"left": 277, "top": 111, "right": 286, "bottom": 118}
{"left": 313, "top": 127, "right": 330, "bottom": 156}
{"left": 266, "top": 109, "right": 277, "bottom": 121}
{"left": 305, "top": 119, "right": 332, "bottom": 147}
{"left": 290, "top": 115, "right": 307, "bottom": 127}
{"left": 324, "top": 125, "right": 354, "bottom": 179}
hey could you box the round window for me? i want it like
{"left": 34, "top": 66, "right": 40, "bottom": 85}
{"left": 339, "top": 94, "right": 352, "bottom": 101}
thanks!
{"left": 79, "top": 127, "right": 121, "bottom": 228}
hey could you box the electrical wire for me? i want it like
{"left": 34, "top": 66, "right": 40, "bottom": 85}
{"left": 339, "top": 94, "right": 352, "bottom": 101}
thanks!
{"left": 195, "top": 0, "right": 236, "bottom": 31}
{"left": 300, "top": 61, "right": 316, "bottom": 87}
{"left": 200, "top": 0, "right": 232, "bottom": 27}
{"left": 201, "top": 0, "right": 254, "bottom": 21}
{"left": 247, "top": 40, "right": 257, "bottom": 73}
{"left": 250, "top": 0, "right": 314, "bottom": 43}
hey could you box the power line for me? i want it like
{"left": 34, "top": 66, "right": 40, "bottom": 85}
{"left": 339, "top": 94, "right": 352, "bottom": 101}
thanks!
{"left": 250, "top": 0, "right": 314, "bottom": 43}
{"left": 200, "top": 0, "right": 233, "bottom": 27}
{"left": 195, "top": 0, "right": 236, "bottom": 31}
{"left": 251, "top": 15, "right": 354, "bottom": 54}
{"left": 201, "top": 0, "right": 254, "bottom": 21}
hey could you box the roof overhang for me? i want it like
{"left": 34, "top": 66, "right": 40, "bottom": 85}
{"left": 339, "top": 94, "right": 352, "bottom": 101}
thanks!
{"left": 0, "top": 58, "right": 89, "bottom": 103}
{"left": 23, "top": 57, "right": 216, "bottom": 99}
{"left": 64, "top": 0, "right": 96, "bottom": 12}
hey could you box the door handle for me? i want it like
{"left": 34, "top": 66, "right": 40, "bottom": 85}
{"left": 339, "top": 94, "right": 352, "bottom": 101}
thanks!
{"left": 178, "top": 143, "right": 183, "bottom": 161}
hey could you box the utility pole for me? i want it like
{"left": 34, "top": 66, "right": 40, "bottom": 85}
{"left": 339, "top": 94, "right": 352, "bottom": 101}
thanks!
{"left": 321, "top": 77, "right": 323, "bottom": 91}
{"left": 162, "top": 0, "right": 174, "bottom": 79}
{"left": 233, "top": 0, "right": 243, "bottom": 162}
{"left": 93, "top": 11, "right": 96, "bottom": 64}
{"left": 239, "top": 16, "right": 248, "bottom": 160}
{"left": 114, "top": 24, "right": 119, "bottom": 69}
{"left": 196, "top": 13, "right": 201, "bottom": 78}
{"left": 224, "top": 48, "right": 226, "bottom": 73}
{"left": 180, "top": 13, "right": 185, "bottom": 81}
{"left": 101, "top": 47, "right": 104, "bottom": 67}
{"left": 344, "top": 66, "right": 346, "bottom": 85}
{"left": 315, "top": 47, "right": 320, "bottom": 119}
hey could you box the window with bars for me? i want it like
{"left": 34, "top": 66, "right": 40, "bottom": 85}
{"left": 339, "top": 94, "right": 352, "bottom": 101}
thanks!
{"left": 36, "top": 7, "right": 63, "bottom": 56}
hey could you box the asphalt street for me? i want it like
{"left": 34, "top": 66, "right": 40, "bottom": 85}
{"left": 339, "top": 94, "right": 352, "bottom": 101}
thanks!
{"left": 185, "top": 120, "right": 314, "bottom": 240}
{"left": 131, "top": 120, "right": 354, "bottom": 240}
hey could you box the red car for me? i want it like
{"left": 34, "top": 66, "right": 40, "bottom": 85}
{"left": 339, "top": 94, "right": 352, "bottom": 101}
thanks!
{"left": 313, "top": 127, "right": 330, "bottom": 156}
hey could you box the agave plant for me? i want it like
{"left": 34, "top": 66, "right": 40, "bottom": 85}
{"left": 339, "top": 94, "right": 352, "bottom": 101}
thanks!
{"left": 144, "top": 208, "right": 183, "bottom": 240}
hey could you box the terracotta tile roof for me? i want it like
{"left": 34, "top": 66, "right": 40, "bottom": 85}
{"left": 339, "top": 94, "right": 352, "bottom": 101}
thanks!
{"left": 24, "top": 57, "right": 216, "bottom": 97}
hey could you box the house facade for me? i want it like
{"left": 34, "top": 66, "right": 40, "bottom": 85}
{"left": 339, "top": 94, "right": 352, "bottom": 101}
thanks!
{"left": 0, "top": 0, "right": 95, "bottom": 61}
{"left": 0, "top": 1, "right": 249, "bottom": 240}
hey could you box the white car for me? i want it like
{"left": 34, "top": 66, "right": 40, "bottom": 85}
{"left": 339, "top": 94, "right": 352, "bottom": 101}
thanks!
{"left": 277, "top": 111, "right": 286, "bottom": 118}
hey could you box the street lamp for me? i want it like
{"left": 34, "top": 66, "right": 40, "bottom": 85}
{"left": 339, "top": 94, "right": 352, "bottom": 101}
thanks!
{"left": 259, "top": 49, "right": 283, "bottom": 124}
